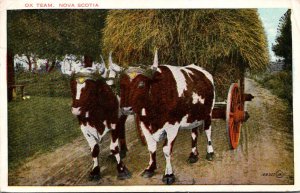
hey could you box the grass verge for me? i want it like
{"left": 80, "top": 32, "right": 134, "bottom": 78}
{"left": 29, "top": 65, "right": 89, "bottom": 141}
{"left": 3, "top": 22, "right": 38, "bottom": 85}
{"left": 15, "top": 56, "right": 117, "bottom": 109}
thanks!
{"left": 251, "top": 70, "right": 292, "bottom": 111}
{"left": 8, "top": 71, "right": 80, "bottom": 171}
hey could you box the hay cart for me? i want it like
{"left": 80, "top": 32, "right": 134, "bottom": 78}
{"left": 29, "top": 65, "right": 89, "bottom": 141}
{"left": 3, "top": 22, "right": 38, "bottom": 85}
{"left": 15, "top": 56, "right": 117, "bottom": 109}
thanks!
{"left": 134, "top": 70, "right": 254, "bottom": 149}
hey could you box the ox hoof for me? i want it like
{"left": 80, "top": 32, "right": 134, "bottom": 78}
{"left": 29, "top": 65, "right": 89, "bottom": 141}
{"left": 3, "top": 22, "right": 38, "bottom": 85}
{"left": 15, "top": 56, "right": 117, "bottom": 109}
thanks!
{"left": 117, "top": 167, "right": 131, "bottom": 180}
{"left": 188, "top": 153, "right": 199, "bottom": 164}
{"left": 162, "top": 174, "right": 175, "bottom": 185}
{"left": 89, "top": 166, "right": 101, "bottom": 181}
{"left": 141, "top": 169, "right": 155, "bottom": 178}
{"left": 206, "top": 152, "right": 214, "bottom": 161}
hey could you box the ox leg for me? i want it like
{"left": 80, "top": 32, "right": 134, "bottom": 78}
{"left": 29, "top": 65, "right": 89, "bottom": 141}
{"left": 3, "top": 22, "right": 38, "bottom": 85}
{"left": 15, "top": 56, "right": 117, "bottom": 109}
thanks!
{"left": 188, "top": 127, "right": 199, "bottom": 163}
{"left": 110, "top": 129, "right": 131, "bottom": 180}
{"left": 117, "top": 115, "right": 128, "bottom": 159}
{"left": 140, "top": 122, "right": 157, "bottom": 178}
{"left": 162, "top": 126, "right": 179, "bottom": 185}
{"left": 204, "top": 117, "right": 214, "bottom": 161}
{"left": 80, "top": 125, "right": 101, "bottom": 181}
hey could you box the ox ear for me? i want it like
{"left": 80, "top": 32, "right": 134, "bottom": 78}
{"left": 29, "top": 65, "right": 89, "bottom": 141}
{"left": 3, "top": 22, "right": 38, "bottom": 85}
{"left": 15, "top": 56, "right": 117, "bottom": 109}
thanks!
{"left": 143, "top": 66, "right": 158, "bottom": 80}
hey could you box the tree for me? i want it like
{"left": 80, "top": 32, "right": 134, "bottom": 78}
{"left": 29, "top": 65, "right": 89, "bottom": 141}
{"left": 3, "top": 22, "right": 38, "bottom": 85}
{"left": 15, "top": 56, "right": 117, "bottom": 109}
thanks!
{"left": 272, "top": 9, "right": 292, "bottom": 70}
{"left": 8, "top": 10, "right": 107, "bottom": 66}
{"left": 7, "top": 10, "right": 107, "bottom": 101}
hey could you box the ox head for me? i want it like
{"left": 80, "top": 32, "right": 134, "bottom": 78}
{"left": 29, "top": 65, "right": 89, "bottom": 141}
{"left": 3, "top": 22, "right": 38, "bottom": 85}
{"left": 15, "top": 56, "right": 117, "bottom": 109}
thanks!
{"left": 61, "top": 55, "right": 107, "bottom": 117}
{"left": 120, "top": 50, "right": 159, "bottom": 115}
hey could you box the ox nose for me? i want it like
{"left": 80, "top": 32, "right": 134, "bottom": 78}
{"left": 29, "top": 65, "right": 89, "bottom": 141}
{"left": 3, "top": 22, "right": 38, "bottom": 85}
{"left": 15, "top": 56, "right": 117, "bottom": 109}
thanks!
{"left": 71, "top": 107, "right": 81, "bottom": 116}
{"left": 106, "top": 80, "right": 114, "bottom": 86}
{"left": 121, "top": 107, "right": 133, "bottom": 115}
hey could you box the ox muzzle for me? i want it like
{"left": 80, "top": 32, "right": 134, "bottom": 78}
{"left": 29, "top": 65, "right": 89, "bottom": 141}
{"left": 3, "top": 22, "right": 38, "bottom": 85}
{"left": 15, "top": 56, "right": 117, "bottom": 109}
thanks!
{"left": 121, "top": 107, "right": 134, "bottom": 115}
{"left": 71, "top": 107, "right": 82, "bottom": 116}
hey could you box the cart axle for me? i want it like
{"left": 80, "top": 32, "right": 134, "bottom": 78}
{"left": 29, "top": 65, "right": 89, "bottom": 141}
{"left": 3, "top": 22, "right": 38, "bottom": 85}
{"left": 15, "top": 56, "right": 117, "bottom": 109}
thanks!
{"left": 231, "top": 109, "right": 250, "bottom": 123}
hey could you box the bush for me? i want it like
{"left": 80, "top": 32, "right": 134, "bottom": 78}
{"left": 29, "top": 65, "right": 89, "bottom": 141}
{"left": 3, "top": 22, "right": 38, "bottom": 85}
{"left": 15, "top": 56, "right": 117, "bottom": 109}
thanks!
{"left": 258, "top": 71, "right": 292, "bottom": 109}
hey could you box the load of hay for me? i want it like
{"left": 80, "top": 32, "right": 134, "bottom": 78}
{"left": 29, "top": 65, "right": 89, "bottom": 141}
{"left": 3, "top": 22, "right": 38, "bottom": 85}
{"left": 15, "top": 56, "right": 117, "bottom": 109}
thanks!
{"left": 102, "top": 9, "right": 269, "bottom": 99}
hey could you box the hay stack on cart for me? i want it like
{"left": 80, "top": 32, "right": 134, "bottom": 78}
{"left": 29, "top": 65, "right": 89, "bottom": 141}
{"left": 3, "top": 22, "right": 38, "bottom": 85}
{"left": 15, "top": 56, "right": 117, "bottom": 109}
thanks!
{"left": 102, "top": 9, "right": 269, "bottom": 98}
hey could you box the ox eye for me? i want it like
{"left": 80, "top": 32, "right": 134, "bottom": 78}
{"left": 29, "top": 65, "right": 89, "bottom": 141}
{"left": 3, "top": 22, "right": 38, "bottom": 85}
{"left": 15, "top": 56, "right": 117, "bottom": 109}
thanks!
{"left": 138, "top": 81, "right": 145, "bottom": 88}
{"left": 76, "top": 77, "right": 86, "bottom": 84}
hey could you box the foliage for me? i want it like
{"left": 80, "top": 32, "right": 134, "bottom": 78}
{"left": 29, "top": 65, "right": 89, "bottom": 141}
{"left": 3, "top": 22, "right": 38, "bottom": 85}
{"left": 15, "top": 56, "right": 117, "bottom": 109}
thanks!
{"left": 261, "top": 9, "right": 293, "bottom": 110}
{"left": 7, "top": 10, "right": 107, "bottom": 62}
{"left": 102, "top": 9, "right": 269, "bottom": 98}
{"left": 272, "top": 10, "right": 292, "bottom": 70}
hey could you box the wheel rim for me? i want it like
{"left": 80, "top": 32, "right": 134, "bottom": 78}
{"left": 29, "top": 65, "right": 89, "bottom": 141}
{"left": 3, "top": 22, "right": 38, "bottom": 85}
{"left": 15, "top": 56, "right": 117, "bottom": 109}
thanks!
{"left": 226, "top": 83, "right": 242, "bottom": 149}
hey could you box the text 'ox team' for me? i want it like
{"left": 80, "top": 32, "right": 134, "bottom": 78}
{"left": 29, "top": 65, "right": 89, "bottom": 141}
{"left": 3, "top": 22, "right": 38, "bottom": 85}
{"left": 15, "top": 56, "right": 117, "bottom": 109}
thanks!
{"left": 62, "top": 50, "right": 215, "bottom": 185}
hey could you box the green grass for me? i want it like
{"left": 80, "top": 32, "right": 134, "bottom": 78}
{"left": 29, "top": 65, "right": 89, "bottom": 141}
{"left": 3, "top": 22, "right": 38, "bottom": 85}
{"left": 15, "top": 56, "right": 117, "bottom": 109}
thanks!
{"left": 8, "top": 71, "right": 80, "bottom": 171}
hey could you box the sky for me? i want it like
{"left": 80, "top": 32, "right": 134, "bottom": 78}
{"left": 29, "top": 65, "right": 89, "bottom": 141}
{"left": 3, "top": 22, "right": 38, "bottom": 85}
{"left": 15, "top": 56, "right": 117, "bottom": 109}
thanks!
{"left": 258, "top": 8, "right": 288, "bottom": 62}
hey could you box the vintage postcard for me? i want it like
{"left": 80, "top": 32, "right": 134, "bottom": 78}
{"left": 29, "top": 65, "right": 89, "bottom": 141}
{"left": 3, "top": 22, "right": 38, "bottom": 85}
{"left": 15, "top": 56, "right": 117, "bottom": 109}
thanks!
{"left": 0, "top": 0, "right": 299, "bottom": 192}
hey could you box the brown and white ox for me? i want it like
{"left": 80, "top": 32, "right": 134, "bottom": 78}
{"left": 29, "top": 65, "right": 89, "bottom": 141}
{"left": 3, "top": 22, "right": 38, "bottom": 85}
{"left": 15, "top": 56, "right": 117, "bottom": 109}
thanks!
{"left": 120, "top": 51, "right": 215, "bottom": 184}
{"left": 61, "top": 55, "right": 131, "bottom": 180}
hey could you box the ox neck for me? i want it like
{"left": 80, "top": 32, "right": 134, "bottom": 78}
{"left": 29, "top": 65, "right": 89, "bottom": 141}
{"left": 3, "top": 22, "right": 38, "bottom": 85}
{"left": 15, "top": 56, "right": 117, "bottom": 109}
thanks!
{"left": 136, "top": 91, "right": 160, "bottom": 126}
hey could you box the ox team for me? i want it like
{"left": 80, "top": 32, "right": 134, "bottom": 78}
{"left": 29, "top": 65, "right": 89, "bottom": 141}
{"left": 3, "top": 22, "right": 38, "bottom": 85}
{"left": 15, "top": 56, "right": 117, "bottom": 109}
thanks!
{"left": 62, "top": 51, "right": 215, "bottom": 185}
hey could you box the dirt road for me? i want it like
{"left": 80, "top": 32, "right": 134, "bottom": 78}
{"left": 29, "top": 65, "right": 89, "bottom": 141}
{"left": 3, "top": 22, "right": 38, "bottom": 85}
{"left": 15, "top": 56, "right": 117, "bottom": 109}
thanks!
{"left": 8, "top": 78, "right": 294, "bottom": 185}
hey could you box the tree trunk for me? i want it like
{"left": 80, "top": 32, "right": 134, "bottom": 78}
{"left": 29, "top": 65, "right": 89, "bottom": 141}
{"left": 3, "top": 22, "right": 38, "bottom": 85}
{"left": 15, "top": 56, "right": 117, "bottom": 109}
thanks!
{"left": 25, "top": 54, "right": 32, "bottom": 71}
{"left": 7, "top": 50, "right": 15, "bottom": 102}
{"left": 45, "top": 60, "right": 49, "bottom": 71}
{"left": 84, "top": 55, "right": 93, "bottom": 67}
{"left": 32, "top": 57, "right": 37, "bottom": 72}
{"left": 48, "top": 61, "right": 56, "bottom": 72}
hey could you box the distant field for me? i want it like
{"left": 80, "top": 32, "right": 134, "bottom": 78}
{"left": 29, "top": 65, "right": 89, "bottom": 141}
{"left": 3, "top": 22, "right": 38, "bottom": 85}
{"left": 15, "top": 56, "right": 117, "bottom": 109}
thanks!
{"left": 8, "top": 71, "right": 80, "bottom": 170}
{"left": 15, "top": 70, "right": 72, "bottom": 97}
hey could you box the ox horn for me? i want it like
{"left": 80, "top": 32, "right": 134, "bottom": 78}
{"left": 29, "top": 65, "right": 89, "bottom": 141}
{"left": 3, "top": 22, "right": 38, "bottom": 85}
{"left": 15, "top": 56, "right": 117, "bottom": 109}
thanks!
{"left": 151, "top": 49, "right": 158, "bottom": 71}
{"left": 108, "top": 51, "right": 113, "bottom": 66}
{"left": 143, "top": 49, "right": 159, "bottom": 79}
{"left": 107, "top": 52, "right": 119, "bottom": 85}
{"left": 100, "top": 55, "right": 105, "bottom": 65}
{"left": 94, "top": 55, "right": 106, "bottom": 75}
{"left": 108, "top": 51, "right": 122, "bottom": 72}
{"left": 99, "top": 55, "right": 106, "bottom": 75}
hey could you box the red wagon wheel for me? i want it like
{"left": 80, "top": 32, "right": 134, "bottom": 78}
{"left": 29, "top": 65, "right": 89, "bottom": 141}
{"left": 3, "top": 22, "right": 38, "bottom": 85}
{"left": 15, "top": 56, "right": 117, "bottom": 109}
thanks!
{"left": 226, "top": 83, "right": 243, "bottom": 149}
